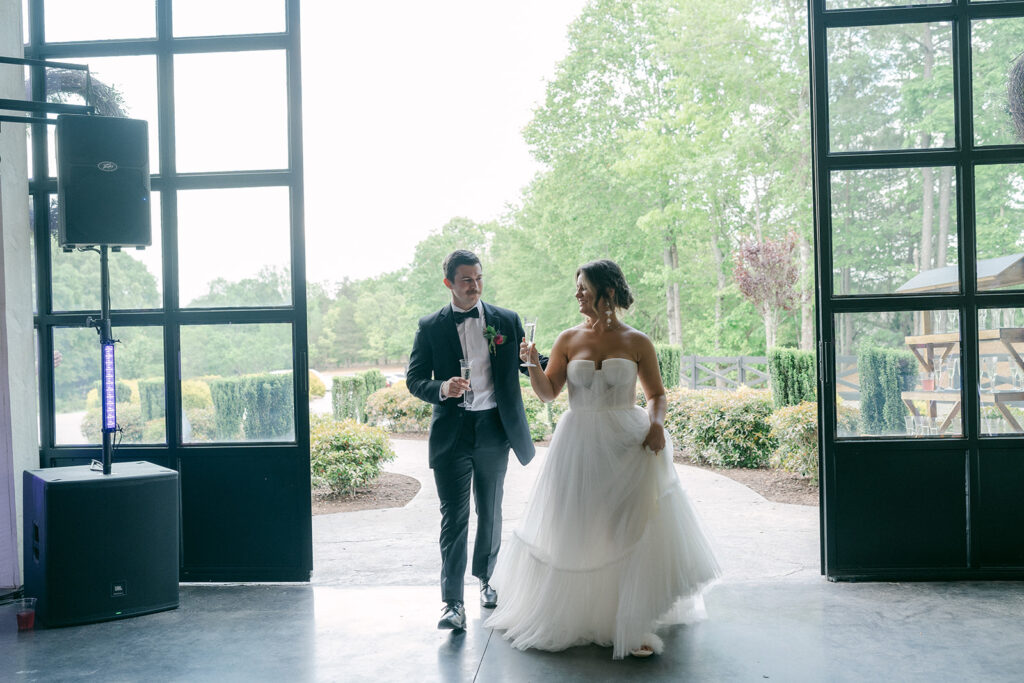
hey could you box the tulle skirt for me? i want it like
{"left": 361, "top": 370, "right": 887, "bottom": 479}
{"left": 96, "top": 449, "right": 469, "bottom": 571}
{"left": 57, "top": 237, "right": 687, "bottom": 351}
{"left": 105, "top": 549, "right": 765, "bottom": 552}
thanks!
{"left": 484, "top": 405, "right": 721, "bottom": 659}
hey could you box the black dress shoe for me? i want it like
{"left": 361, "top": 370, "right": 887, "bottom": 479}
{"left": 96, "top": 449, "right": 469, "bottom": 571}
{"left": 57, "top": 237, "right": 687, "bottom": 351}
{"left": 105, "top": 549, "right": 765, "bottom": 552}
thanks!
{"left": 437, "top": 601, "right": 466, "bottom": 630}
{"left": 480, "top": 582, "right": 497, "bottom": 609}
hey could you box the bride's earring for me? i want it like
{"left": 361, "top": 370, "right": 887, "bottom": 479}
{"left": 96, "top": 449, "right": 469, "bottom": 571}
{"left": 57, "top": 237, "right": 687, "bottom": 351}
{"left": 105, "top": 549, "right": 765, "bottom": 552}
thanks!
{"left": 605, "top": 307, "right": 613, "bottom": 329}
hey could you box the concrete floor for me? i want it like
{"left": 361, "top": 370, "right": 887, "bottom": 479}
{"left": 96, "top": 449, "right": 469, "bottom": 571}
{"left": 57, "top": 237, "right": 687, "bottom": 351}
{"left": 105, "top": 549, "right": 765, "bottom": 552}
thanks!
{"left": 3, "top": 440, "right": 1024, "bottom": 681}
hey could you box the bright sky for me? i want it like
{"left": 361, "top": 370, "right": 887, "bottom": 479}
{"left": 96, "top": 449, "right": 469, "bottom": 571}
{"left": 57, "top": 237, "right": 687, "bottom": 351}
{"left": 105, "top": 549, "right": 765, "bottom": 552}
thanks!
{"left": 301, "top": 1, "right": 586, "bottom": 284}
{"left": 32, "top": 0, "right": 587, "bottom": 300}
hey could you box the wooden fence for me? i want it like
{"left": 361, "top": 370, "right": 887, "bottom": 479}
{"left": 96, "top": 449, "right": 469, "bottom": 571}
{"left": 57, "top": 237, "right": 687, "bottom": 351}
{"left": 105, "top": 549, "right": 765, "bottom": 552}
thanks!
{"left": 679, "top": 356, "right": 769, "bottom": 390}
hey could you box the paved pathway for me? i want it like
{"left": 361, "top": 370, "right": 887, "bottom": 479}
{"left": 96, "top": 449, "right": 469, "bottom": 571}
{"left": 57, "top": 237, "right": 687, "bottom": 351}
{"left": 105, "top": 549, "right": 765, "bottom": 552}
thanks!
{"left": 312, "top": 438, "right": 821, "bottom": 587}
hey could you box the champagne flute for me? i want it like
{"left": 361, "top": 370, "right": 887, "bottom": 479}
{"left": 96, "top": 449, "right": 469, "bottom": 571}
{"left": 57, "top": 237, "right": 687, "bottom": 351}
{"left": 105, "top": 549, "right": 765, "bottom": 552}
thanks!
{"left": 458, "top": 359, "right": 473, "bottom": 408}
{"left": 521, "top": 317, "right": 538, "bottom": 368}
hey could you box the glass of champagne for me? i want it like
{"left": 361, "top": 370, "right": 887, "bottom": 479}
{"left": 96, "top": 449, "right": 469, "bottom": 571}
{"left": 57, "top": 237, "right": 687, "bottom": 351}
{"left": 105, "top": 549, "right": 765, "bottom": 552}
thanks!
{"left": 458, "top": 359, "right": 473, "bottom": 408}
{"left": 521, "top": 317, "right": 538, "bottom": 368}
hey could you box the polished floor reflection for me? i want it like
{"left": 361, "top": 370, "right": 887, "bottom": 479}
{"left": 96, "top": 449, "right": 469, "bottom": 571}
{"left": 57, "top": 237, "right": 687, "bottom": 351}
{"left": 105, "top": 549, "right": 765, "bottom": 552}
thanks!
{"left": 3, "top": 581, "right": 1024, "bottom": 682}
{"left": 5, "top": 439, "right": 1024, "bottom": 680}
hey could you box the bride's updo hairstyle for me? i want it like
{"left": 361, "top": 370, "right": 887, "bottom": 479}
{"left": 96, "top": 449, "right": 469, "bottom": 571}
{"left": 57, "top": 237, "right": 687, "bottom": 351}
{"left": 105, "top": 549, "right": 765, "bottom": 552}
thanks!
{"left": 576, "top": 259, "right": 634, "bottom": 311}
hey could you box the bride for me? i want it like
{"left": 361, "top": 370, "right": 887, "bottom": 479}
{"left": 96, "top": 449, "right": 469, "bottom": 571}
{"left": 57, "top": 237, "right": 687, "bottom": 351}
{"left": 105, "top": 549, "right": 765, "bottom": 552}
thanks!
{"left": 484, "top": 259, "right": 721, "bottom": 659}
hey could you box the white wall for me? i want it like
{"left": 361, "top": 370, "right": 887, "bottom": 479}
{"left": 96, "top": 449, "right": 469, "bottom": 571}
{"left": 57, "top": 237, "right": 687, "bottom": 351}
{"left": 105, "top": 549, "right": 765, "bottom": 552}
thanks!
{"left": 0, "top": 0, "right": 37, "bottom": 591}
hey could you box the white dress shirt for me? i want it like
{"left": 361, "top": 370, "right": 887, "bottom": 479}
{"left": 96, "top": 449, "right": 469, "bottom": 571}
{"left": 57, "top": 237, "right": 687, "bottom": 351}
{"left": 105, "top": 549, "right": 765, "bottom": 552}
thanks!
{"left": 447, "top": 302, "right": 496, "bottom": 410}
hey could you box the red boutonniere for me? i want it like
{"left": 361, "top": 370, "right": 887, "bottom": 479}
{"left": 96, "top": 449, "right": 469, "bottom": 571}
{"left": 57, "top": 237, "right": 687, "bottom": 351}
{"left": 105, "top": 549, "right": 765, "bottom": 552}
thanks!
{"left": 483, "top": 325, "right": 504, "bottom": 355}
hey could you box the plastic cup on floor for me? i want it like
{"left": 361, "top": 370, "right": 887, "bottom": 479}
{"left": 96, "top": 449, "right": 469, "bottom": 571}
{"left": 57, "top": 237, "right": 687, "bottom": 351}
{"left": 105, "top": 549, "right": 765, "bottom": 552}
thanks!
{"left": 14, "top": 598, "right": 36, "bottom": 631}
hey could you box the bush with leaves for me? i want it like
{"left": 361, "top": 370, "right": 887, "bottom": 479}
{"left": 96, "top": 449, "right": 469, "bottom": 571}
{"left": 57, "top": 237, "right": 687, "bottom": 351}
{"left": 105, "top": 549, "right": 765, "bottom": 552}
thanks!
{"left": 768, "top": 400, "right": 861, "bottom": 482}
{"left": 333, "top": 374, "right": 367, "bottom": 421}
{"left": 310, "top": 415, "right": 395, "bottom": 496}
{"left": 522, "top": 392, "right": 551, "bottom": 441}
{"left": 655, "top": 344, "right": 682, "bottom": 389}
{"left": 768, "top": 401, "right": 819, "bottom": 480}
{"left": 665, "top": 386, "right": 776, "bottom": 468}
{"left": 768, "top": 347, "right": 816, "bottom": 408}
{"left": 309, "top": 371, "right": 327, "bottom": 399}
{"left": 857, "top": 347, "right": 916, "bottom": 435}
{"left": 365, "top": 382, "right": 431, "bottom": 432}
{"left": 80, "top": 402, "right": 145, "bottom": 443}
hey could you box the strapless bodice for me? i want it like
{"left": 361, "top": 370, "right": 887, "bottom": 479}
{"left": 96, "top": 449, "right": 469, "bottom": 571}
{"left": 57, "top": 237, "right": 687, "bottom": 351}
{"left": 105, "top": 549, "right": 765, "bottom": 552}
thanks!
{"left": 566, "top": 358, "right": 638, "bottom": 411}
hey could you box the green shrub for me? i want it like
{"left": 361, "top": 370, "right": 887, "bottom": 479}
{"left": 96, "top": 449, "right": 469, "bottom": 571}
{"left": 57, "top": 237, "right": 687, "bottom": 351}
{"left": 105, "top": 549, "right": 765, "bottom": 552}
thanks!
{"left": 361, "top": 369, "right": 386, "bottom": 395}
{"left": 768, "top": 401, "right": 819, "bottom": 481}
{"left": 80, "top": 402, "right": 145, "bottom": 443}
{"left": 546, "top": 393, "right": 569, "bottom": 429}
{"left": 309, "top": 371, "right": 327, "bottom": 399}
{"left": 138, "top": 378, "right": 165, "bottom": 422}
{"left": 142, "top": 417, "right": 166, "bottom": 443}
{"left": 310, "top": 415, "right": 396, "bottom": 495}
{"left": 768, "top": 347, "right": 817, "bottom": 408}
{"left": 241, "top": 373, "right": 294, "bottom": 440}
{"left": 86, "top": 379, "right": 134, "bottom": 411}
{"left": 857, "top": 347, "right": 916, "bottom": 435}
{"left": 365, "top": 383, "right": 431, "bottom": 432}
{"left": 655, "top": 344, "right": 682, "bottom": 389}
{"left": 665, "top": 386, "right": 776, "bottom": 468}
{"left": 333, "top": 375, "right": 367, "bottom": 421}
{"left": 182, "top": 379, "right": 213, "bottom": 411}
{"left": 206, "top": 373, "right": 293, "bottom": 441}
{"left": 183, "top": 407, "right": 218, "bottom": 442}
{"left": 209, "top": 377, "right": 246, "bottom": 440}
{"left": 522, "top": 392, "right": 550, "bottom": 441}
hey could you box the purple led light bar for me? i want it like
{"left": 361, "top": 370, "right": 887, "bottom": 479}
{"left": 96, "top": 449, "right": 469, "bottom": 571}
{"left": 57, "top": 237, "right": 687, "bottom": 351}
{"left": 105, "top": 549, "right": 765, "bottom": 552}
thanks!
{"left": 101, "top": 342, "right": 116, "bottom": 432}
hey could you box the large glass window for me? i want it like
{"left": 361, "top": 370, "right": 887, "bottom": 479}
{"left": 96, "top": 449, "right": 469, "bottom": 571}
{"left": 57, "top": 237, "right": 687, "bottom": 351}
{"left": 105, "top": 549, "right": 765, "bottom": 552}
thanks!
{"left": 977, "top": 307, "right": 1024, "bottom": 435}
{"left": 835, "top": 310, "right": 962, "bottom": 438}
{"left": 42, "top": 0, "right": 156, "bottom": 42}
{"left": 827, "top": 1, "right": 950, "bottom": 8}
{"left": 174, "top": 51, "right": 289, "bottom": 173}
{"left": 172, "top": 0, "right": 285, "bottom": 37}
{"left": 832, "top": 167, "right": 958, "bottom": 296}
{"left": 974, "top": 163, "right": 1024, "bottom": 292}
{"left": 53, "top": 325, "right": 165, "bottom": 446}
{"left": 177, "top": 187, "right": 291, "bottom": 308}
{"left": 44, "top": 57, "right": 161, "bottom": 174}
{"left": 179, "top": 323, "right": 294, "bottom": 444}
{"left": 49, "top": 193, "right": 163, "bottom": 312}
{"left": 972, "top": 18, "right": 1024, "bottom": 147}
{"left": 827, "top": 22, "right": 954, "bottom": 153}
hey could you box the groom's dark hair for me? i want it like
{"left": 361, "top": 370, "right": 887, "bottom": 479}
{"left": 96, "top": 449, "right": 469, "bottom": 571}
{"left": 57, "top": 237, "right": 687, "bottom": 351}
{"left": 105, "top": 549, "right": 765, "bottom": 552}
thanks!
{"left": 443, "top": 250, "right": 481, "bottom": 282}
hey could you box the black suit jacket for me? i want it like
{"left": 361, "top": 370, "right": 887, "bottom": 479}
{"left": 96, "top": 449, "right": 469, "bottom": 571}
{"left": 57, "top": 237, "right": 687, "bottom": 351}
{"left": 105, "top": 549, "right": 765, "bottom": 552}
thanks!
{"left": 407, "top": 302, "right": 536, "bottom": 469}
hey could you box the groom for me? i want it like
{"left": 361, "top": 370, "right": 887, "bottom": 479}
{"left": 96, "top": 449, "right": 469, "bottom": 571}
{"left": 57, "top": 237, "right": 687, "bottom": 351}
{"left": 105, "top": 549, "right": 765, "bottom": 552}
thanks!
{"left": 406, "top": 249, "right": 541, "bottom": 631}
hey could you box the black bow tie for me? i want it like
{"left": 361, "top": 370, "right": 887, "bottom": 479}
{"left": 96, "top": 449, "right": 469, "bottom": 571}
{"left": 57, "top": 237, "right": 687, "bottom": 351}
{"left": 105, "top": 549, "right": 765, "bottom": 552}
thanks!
{"left": 453, "top": 308, "right": 480, "bottom": 324}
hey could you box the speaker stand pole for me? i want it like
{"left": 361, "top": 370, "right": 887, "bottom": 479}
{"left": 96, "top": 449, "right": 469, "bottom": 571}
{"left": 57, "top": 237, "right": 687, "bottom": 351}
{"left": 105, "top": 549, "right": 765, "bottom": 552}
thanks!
{"left": 98, "top": 245, "right": 114, "bottom": 476}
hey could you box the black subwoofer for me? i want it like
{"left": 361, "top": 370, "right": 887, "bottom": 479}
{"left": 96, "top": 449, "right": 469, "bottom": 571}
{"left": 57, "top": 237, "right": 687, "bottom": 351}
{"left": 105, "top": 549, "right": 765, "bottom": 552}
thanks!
{"left": 23, "top": 461, "right": 179, "bottom": 627}
{"left": 56, "top": 114, "right": 152, "bottom": 248}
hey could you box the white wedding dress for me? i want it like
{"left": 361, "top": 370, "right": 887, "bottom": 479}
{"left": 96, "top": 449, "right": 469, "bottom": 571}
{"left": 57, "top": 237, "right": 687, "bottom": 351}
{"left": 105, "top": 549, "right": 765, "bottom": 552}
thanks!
{"left": 485, "top": 358, "right": 721, "bottom": 659}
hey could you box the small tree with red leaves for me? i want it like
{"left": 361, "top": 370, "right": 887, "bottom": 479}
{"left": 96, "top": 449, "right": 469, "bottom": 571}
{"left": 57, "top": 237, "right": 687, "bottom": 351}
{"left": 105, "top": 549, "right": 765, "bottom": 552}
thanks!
{"left": 733, "top": 232, "right": 800, "bottom": 353}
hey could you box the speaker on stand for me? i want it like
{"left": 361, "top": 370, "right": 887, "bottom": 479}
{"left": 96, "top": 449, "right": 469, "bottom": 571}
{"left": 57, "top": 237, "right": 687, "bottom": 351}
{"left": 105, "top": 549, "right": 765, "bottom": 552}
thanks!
{"left": 56, "top": 114, "right": 151, "bottom": 249}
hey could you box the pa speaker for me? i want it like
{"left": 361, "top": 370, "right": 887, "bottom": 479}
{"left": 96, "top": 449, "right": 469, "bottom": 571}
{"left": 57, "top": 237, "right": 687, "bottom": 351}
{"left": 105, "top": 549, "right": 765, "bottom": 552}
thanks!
{"left": 23, "top": 461, "right": 179, "bottom": 628}
{"left": 56, "top": 114, "right": 152, "bottom": 248}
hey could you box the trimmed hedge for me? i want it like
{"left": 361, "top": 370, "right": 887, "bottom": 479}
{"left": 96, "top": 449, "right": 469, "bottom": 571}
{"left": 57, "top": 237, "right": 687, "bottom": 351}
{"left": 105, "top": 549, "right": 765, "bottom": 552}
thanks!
{"left": 365, "top": 382, "right": 431, "bottom": 432}
{"left": 310, "top": 415, "right": 395, "bottom": 495}
{"left": 768, "top": 347, "right": 817, "bottom": 408}
{"left": 665, "top": 386, "right": 776, "bottom": 468}
{"left": 87, "top": 379, "right": 133, "bottom": 410}
{"left": 208, "top": 372, "right": 294, "bottom": 441}
{"left": 332, "top": 370, "right": 389, "bottom": 422}
{"left": 655, "top": 344, "right": 682, "bottom": 389}
{"left": 857, "top": 347, "right": 916, "bottom": 435}
{"left": 138, "top": 378, "right": 165, "bottom": 422}
{"left": 333, "top": 375, "right": 367, "bottom": 421}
